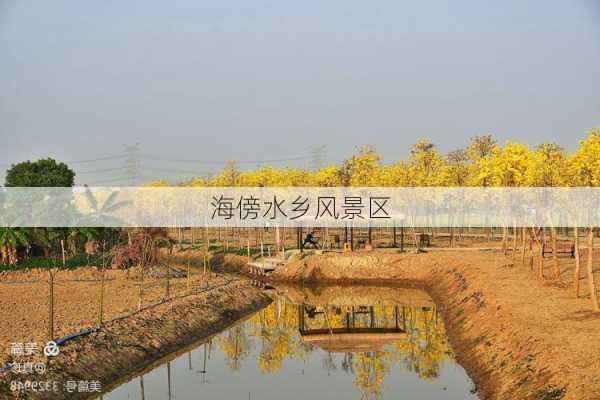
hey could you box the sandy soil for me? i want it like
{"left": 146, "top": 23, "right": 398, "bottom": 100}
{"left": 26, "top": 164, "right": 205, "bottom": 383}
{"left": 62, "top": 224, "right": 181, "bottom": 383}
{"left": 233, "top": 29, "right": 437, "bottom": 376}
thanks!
{"left": 269, "top": 250, "right": 600, "bottom": 400}
{"left": 0, "top": 279, "right": 270, "bottom": 399}
{"left": 0, "top": 263, "right": 222, "bottom": 367}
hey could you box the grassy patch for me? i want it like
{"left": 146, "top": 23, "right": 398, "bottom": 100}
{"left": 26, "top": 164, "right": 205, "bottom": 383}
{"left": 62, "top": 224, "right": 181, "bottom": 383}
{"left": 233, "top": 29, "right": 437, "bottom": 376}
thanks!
{"left": 536, "top": 387, "right": 566, "bottom": 400}
{"left": 0, "top": 254, "right": 105, "bottom": 271}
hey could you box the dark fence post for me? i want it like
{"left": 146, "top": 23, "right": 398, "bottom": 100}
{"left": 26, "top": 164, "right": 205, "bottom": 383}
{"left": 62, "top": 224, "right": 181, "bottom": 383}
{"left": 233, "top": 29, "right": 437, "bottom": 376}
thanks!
{"left": 47, "top": 269, "right": 55, "bottom": 341}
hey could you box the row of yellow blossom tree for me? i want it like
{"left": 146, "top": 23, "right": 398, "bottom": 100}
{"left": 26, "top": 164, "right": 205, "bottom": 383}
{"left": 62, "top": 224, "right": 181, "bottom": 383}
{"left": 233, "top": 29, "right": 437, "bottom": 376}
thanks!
{"left": 148, "top": 127, "right": 600, "bottom": 189}
{"left": 147, "top": 127, "right": 600, "bottom": 311}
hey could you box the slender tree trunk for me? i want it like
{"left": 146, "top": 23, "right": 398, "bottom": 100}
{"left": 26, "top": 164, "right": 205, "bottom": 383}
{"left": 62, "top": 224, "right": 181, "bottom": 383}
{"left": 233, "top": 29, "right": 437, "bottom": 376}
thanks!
{"left": 529, "top": 231, "right": 534, "bottom": 270}
{"left": 512, "top": 220, "right": 517, "bottom": 259}
{"left": 521, "top": 226, "right": 526, "bottom": 265}
{"left": 550, "top": 226, "right": 561, "bottom": 280}
{"left": 532, "top": 228, "right": 544, "bottom": 278}
{"left": 585, "top": 227, "right": 599, "bottom": 311}
{"left": 450, "top": 214, "right": 455, "bottom": 248}
{"left": 538, "top": 238, "right": 544, "bottom": 278}
{"left": 574, "top": 226, "right": 581, "bottom": 297}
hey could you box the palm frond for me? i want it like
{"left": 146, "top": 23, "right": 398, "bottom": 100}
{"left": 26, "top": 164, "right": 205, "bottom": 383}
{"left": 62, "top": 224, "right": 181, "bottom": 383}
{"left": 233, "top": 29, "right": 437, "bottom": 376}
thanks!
{"left": 84, "top": 185, "right": 99, "bottom": 212}
{"left": 100, "top": 191, "right": 119, "bottom": 213}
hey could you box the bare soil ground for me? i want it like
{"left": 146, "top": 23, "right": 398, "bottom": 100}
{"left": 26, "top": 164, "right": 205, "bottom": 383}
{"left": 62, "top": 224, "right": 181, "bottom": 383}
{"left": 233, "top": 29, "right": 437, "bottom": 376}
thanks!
{"left": 270, "top": 250, "right": 600, "bottom": 400}
{"left": 0, "top": 279, "right": 270, "bottom": 399}
{"left": 0, "top": 262, "right": 221, "bottom": 367}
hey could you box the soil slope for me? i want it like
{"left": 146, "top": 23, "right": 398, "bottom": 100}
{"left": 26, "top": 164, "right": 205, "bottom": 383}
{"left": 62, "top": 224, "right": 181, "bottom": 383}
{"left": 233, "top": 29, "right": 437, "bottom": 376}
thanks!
{"left": 270, "top": 251, "right": 600, "bottom": 400}
{"left": 1, "top": 279, "right": 271, "bottom": 399}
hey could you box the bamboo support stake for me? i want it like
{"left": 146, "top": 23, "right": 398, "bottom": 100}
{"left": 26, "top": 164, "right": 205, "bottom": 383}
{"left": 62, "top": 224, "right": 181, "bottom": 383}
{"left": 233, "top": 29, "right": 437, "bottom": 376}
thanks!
{"left": 574, "top": 226, "right": 581, "bottom": 297}
{"left": 138, "top": 265, "right": 144, "bottom": 310}
{"left": 98, "top": 240, "right": 106, "bottom": 325}
{"left": 203, "top": 253, "right": 207, "bottom": 288}
{"left": 60, "top": 239, "right": 66, "bottom": 268}
{"left": 187, "top": 260, "right": 191, "bottom": 292}
{"left": 47, "top": 269, "right": 55, "bottom": 341}
{"left": 538, "top": 238, "right": 544, "bottom": 278}
{"left": 165, "top": 262, "right": 171, "bottom": 299}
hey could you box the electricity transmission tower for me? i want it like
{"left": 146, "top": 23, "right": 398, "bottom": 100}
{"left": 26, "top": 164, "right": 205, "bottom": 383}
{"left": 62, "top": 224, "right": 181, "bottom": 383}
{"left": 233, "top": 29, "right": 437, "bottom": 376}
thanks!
{"left": 309, "top": 145, "right": 326, "bottom": 172}
{"left": 124, "top": 143, "right": 140, "bottom": 186}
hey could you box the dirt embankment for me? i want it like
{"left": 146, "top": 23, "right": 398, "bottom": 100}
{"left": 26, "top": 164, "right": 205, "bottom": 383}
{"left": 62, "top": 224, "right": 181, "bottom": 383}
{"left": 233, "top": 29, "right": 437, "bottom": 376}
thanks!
{"left": 273, "top": 283, "right": 435, "bottom": 308}
{"left": 1, "top": 279, "right": 271, "bottom": 400}
{"left": 270, "top": 251, "right": 600, "bottom": 400}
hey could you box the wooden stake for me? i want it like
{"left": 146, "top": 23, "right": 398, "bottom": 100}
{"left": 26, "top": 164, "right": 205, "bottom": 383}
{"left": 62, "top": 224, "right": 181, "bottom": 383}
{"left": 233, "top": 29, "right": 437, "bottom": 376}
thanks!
{"left": 98, "top": 240, "right": 106, "bottom": 325}
{"left": 165, "top": 261, "right": 170, "bottom": 299}
{"left": 574, "top": 226, "right": 581, "bottom": 297}
{"left": 187, "top": 259, "right": 191, "bottom": 292}
{"left": 203, "top": 253, "right": 207, "bottom": 287}
{"left": 60, "top": 239, "right": 66, "bottom": 268}
{"left": 48, "top": 269, "right": 54, "bottom": 341}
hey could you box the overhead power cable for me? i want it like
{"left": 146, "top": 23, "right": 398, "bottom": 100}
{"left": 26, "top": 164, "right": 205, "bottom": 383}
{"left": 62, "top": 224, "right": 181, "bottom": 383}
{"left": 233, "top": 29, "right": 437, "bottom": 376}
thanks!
{"left": 76, "top": 167, "right": 126, "bottom": 175}
{"left": 140, "top": 154, "right": 311, "bottom": 165}
{"left": 65, "top": 154, "right": 129, "bottom": 164}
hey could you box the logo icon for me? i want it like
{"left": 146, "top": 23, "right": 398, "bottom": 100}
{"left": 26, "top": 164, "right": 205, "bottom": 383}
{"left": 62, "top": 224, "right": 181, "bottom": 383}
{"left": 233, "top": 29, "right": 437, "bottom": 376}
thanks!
{"left": 43, "top": 341, "right": 59, "bottom": 357}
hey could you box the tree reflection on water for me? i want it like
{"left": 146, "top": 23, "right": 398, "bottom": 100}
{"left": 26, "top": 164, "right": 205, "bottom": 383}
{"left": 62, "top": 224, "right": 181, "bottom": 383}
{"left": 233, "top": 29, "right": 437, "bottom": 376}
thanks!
{"left": 216, "top": 296, "right": 455, "bottom": 400}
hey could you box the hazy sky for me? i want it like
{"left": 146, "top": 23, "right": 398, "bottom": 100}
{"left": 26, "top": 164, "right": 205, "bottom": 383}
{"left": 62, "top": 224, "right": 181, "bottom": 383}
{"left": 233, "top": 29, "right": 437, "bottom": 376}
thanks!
{"left": 1, "top": 0, "right": 599, "bottom": 184}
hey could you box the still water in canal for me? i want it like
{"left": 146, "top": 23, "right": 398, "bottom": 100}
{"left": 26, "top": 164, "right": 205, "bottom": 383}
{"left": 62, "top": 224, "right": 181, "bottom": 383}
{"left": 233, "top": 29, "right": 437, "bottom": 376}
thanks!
{"left": 104, "top": 286, "right": 478, "bottom": 400}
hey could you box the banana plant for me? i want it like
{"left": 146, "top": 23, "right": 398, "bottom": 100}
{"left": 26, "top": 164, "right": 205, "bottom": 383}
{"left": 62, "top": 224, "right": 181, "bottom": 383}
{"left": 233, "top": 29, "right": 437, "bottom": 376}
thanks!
{"left": 0, "top": 227, "right": 31, "bottom": 265}
{"left": 80, "top": 186, "right": 131, "bottom": 226}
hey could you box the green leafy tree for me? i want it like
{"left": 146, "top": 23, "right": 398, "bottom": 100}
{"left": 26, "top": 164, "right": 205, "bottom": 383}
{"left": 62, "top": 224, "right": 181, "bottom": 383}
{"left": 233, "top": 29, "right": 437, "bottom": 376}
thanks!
{"left": 3, "top": 158, "right": 75, "bottom": 259}
{"left": 5, "top": 158, "right": 75, "bottom": 187}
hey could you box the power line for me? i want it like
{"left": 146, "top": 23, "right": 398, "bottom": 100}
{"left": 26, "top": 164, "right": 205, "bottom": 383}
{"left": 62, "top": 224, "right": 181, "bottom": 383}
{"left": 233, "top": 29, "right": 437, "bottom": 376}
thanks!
{"left": 0, "top": 154, "right": 128, "bottom": 168}
{"left": 309, "top": 145, "right": 327, "bottom": 172}
{"left": 124, "top": 144, "right": 140, "bottom": 186}
{"left": 76, "top": 167, "right": 126, "bottom": 175}
{"left": 143, "top": 167, "right": 210, "bottom": 175}
{"left": 80, "top": 176, "right": 129, "bottom": 185}
{"left": 140, "top": 154, "right": 311, "bottom": 165}
{"left": 3, "top": 153, "right": 311, "bottom": 168}
{"left": 65, "top": 154, "right": 128, "bottom": 164}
